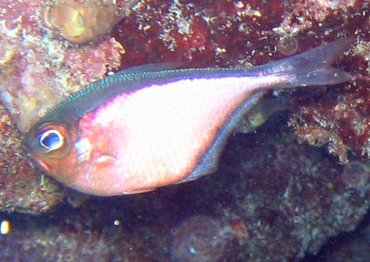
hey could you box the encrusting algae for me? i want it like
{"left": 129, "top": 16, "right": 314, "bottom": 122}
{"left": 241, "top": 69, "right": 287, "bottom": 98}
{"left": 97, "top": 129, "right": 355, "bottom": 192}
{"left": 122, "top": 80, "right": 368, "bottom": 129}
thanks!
{"left": 0, "top": 1, "right": 369, "bottom": 261}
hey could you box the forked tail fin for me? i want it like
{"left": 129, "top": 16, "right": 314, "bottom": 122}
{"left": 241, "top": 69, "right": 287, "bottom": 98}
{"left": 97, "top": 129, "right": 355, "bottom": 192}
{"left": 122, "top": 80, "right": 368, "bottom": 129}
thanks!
{"left": 259, "top": 38, "right": 353, "bottom": 88}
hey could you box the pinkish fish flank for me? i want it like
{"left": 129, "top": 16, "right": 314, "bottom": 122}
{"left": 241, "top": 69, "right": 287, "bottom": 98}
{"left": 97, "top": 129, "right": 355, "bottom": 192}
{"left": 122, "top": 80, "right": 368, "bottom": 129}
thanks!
{"left": 25, "top": 39, "right": 352, "bottom": 196}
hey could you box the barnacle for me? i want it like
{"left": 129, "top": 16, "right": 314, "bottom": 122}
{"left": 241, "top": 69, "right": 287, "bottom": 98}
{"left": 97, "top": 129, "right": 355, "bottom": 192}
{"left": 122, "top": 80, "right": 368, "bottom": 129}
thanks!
{"left": 43, "top": 0, "right": 123, "bottom": 44}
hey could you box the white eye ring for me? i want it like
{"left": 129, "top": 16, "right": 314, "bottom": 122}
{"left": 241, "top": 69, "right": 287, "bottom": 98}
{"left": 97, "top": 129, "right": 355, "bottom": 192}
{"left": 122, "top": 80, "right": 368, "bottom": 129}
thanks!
{"left": 39, "top": 129, "right": 64, "bottom": 152}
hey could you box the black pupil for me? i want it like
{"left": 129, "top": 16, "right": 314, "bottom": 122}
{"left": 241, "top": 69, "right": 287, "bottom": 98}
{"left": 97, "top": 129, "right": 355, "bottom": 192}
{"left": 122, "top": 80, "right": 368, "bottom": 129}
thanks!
{"left": 40, "top": 131, "right": 61, "bottom": 150}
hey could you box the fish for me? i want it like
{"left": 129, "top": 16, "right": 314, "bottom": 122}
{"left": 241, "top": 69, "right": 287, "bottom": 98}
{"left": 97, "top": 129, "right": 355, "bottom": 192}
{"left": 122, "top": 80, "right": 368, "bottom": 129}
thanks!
{"left": 24, "top": 38, "right": 353, "bottom": 196}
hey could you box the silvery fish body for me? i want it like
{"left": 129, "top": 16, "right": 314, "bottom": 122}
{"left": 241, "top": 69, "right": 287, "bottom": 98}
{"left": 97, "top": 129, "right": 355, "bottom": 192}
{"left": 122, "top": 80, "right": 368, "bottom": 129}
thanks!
{"left": 25, "top": 39, "right": 352, "bottom": 196}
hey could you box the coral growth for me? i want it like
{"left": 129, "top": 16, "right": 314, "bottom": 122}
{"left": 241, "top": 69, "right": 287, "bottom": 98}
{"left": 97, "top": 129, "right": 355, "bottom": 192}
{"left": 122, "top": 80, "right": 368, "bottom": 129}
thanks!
{"left": 309, "top": 213, "right": 370, "bottom": 262}
{"left": 0, "top": 0, "right": 129, "bottom": 212}
{"left": 170, "top": 216, "right": 229, "bottom": 262}
{"left": 42, "top": 0, "right": 139, "bottom": 44}
{"left": 340, "top": 160, "right": 370, "bottom": 195}
{"left": 0, "top": 0, "right": 369, "bottom": 261}
{"left": 0, "top": 104, "right": 64, "bottom": 214}
{"left": 112, "top": 0, "right": 370, "bottom": 163}
{"left": 0, "top": 0, "right": 129, "bottom": 132}
{"left": 290, "top": 73, "right": 370, "bottom": 163}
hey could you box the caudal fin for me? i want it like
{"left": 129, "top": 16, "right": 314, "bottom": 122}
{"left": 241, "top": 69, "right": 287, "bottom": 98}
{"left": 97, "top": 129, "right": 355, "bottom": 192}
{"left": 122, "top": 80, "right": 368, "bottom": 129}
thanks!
{"left": 260, "top": 38, "right": 353, "bottom": 88}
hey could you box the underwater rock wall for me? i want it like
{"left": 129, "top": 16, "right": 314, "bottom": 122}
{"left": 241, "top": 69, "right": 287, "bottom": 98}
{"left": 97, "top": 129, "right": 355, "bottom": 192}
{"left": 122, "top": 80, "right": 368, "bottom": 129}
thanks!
{"left": 0, "top": 0, "right": 369, "bottom": 261}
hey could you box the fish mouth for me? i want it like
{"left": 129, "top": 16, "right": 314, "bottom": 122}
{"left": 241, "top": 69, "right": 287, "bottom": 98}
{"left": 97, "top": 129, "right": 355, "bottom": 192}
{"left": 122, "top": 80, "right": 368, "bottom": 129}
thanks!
{"left": 95, "top": 154, "right": 117, "bottom": 165}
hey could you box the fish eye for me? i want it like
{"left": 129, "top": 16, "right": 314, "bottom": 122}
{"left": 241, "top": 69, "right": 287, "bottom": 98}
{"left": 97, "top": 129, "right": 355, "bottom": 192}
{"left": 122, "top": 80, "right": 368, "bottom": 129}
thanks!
{"left": 31, "top": 123, "right": 72, "bottom": 159}
{"left": 38, "top": 129, "right": 64, "bottom": 152}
